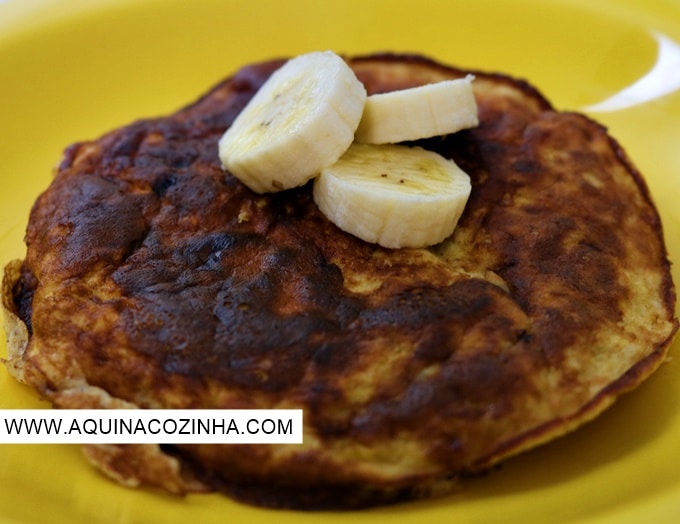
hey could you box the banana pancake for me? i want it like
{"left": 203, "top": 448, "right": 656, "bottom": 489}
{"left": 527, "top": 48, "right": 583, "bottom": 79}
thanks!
{"left": 2, "top": 53, "right": 677, "bottom": 509}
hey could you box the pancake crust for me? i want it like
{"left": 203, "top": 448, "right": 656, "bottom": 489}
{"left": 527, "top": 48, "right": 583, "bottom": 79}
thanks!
{"left": 2, "top": 53, "right": 678, "bottom": 509}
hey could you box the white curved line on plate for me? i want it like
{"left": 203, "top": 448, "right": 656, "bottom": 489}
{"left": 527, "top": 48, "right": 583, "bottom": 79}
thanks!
{"left": 584, "top": 31, "right": 680, "bottom": 113}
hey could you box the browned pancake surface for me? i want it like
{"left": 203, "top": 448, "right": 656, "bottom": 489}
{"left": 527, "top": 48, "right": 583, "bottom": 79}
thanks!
{"left": 3, "top": 54, "right": 677, "bottom": 509}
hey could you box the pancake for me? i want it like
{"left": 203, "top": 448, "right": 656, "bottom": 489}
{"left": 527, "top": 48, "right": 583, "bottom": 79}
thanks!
{"left": 2, "top": 53, "right": 677, "bottom": 509}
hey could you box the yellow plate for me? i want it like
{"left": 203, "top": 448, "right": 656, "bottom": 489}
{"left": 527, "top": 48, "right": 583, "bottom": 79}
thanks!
{"left": 1, "top": 0, "right": 679, "bottom": 522}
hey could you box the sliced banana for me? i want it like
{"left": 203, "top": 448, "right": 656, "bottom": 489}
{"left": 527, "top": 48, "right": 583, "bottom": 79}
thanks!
{"left": 354, "top": 75, "right": 478, "bottom": 144}
{"left": 218, "top": 51, "right": 367, "bottom": 194}
{"left": 313, "top": 143, "right": 471, "bottom": 249}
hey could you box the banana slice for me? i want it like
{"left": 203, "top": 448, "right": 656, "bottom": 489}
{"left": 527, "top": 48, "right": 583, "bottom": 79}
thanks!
{"left": 218, "top": 51, "right": 367, "bottom": 194}
{"left": 313, "top": 143, "right": 471, "bottom": 249}
{"left": 354, "top": 75, "right": 478, "bottom": 144}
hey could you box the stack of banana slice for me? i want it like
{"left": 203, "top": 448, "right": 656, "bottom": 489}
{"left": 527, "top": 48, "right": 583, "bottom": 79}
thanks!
{"left": 218, "top": 50, "right": 478, "bottom": 248}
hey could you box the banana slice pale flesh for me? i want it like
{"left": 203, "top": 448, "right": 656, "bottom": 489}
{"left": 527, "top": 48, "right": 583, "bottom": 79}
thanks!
{"left": 218, "top": 51, "right": 478, "bottom": 248}
{"left": 218, "top": 51, "right": 367, "bottom": 194}
{"left": 354, "top": 75, "right": 478, "bottom": 144}
{"left": 313, "top": 143, "right": 472, "bottom": 249}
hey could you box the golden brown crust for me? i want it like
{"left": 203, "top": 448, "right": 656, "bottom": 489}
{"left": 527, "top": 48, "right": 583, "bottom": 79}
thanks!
{"left": 2, "top": 53, "right": 677, "bottom": 509}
